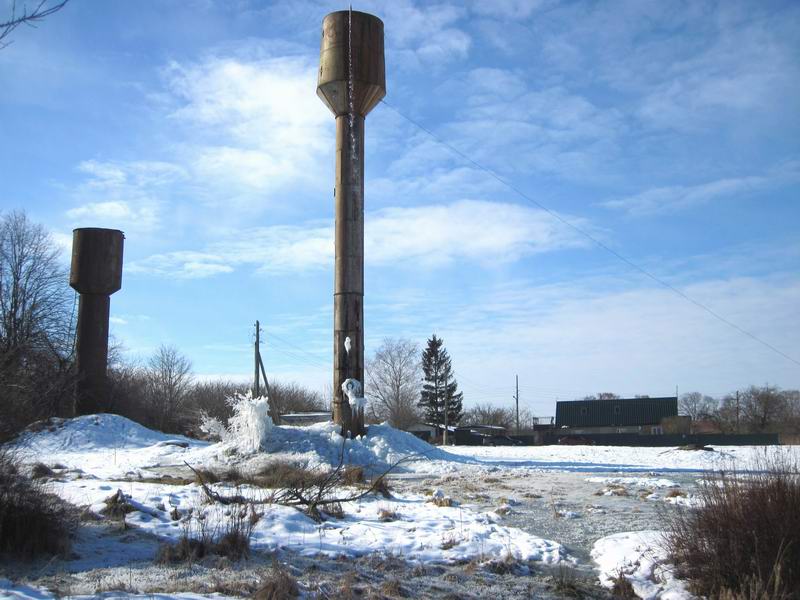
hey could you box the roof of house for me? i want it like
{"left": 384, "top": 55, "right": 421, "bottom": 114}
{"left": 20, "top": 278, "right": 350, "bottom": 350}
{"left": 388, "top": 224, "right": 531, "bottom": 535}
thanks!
{"left": 555, "top": 397, "right": 678, "bottom": 428}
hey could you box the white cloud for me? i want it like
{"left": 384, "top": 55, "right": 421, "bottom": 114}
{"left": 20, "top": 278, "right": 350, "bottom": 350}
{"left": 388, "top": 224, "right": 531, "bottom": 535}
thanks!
{"left": 375, "top": 273, "right": 800, "bottom": 411}
{"left": 603, "top": 176, "right": 766, "bottom": 217}
{"left": 604, "top": 161, "right": 800, "bottom": 216}
{"left": 468, "top": 0, "right": 548, "bottom": 20}
{"left": 371, "top": 0, "right": 470, "bottom": 67}
{"left": 367, "top": 200, "right": 586, "bottom": 267}
{"left": 66, "top": 160, "right": 186, "bottom": 232}
{"left": 127, "top": 199, "right": 587, "bottom": 278}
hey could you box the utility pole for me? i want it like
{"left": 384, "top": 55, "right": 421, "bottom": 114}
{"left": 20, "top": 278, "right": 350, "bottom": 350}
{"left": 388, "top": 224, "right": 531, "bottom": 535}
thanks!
{"left": 736, "top": 390, "right": 740, "bottom": 433}
{"left": 443, "top": 385, "right": 449, "bottom": 447}
{"left": 254, "top": 320, "right": 261, "bottom": 398}
{"left": 253, "top": 321, "right": 271, "bottom": 399}
{"left": 514, "top": 374, "right": 520, "bottom": 433}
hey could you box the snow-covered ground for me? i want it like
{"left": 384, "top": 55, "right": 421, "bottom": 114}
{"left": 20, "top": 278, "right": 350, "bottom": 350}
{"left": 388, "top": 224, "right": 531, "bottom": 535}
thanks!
{"left": 442, "top": 443, "right": 783, "bottom": 473}
{"left": 9, "top": 415, "right": 562, "bottom": 564}
{"left": 4, "top": 414, "right": 794, "bottom": 599}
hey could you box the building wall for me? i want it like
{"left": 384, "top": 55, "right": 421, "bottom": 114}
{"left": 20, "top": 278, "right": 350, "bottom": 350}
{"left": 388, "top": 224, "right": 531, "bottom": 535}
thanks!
{"left": 555, "top": 397, "right": 678, "bottom": 428}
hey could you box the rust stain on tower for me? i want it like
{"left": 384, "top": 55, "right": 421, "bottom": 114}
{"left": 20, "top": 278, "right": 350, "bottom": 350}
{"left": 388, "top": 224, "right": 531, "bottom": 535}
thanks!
{"left": 317, "top": 10, "right": 385, "bottom": 437}
{"left": 69, "top": 228, "right": 124, "bottom": 415}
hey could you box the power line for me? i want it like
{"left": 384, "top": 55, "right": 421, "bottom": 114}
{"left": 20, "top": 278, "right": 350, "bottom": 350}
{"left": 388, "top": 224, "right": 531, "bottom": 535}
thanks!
{"left": 379, "top": 99, "right": 800, "bottom": 369}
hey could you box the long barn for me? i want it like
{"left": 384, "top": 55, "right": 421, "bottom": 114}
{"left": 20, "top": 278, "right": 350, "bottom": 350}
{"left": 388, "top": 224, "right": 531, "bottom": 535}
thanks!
{"left": 555, "top": 397, "right": 679, "bottom": 435}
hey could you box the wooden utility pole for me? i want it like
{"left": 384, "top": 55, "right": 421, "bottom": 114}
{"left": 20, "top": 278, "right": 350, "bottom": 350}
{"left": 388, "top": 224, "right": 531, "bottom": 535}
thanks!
{"left": 736, "top": 390, "right": 740, "bottom": 433}
{"left": 253, "top": 321, "right": 271, "bottom": 399}
{"left": 443, "top": 380, "right": 448, "bottom": 447}
{"left": 514, "top": 374, "right": 520, "bottom": 433}
{"left": 254, "top": 320, "right": 261, "bottom": 397}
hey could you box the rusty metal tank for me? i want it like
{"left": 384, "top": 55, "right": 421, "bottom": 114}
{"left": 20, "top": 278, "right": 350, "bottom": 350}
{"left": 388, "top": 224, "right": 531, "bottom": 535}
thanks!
{"left": 317, "top": 10, "right": 386, "bottom": 117}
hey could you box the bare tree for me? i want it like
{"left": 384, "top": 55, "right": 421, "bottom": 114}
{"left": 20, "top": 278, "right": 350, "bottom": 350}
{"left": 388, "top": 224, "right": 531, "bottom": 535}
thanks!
{"left": 679, "top": 392, "right": 717, "bottom": 421}
{"left": 0, "top": 211, "right": 73, "bottom": 438}
{"left": 1, "top": 0, "right": 70, "bottom": 49}
{"left": 146, "top": 345, "right": 193, "bottom": 432}
{"left": 739, "top": 385, "right": 788, "bottom": 433}
{"left": 269, "top": 381, "right": 326, "bottom": 417}
{"left": 462, "top": 403, "right": 514, "bottom": 429}
{"left": 0, "top": 211, "right": 70, "bottom": 357}
{"left": 365, "top": 338, "right": 421, "bottom": 429}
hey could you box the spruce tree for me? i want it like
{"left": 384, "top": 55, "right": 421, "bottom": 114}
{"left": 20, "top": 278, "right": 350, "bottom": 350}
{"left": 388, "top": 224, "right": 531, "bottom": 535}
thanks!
{"left": 418, "top": 335, "right": 463, "bottom": 433}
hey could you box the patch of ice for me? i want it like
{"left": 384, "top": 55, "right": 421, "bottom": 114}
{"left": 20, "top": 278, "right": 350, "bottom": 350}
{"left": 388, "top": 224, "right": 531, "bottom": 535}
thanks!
{"left": 586, "top": 476, "right": 679, "bottom": 488}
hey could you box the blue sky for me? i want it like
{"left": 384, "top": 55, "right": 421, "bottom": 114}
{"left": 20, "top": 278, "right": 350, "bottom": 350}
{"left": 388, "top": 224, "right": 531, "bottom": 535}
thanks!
{"left": 1, "top": 0, "right": 798, "bottom": 416}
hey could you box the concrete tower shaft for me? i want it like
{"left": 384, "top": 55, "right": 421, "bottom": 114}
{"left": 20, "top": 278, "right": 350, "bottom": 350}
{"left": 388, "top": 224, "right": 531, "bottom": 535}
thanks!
{"left": 69, "top": 228, "right": 124, "bottom": 415}
{"left": 317, "top": 10, "right": 385, "bottom": 437}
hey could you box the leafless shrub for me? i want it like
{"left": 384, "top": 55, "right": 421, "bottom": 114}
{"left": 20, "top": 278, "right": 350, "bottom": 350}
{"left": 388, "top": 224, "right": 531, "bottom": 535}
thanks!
{"left": 30, "top": 462, "right": 55, "bottom": 479}
{"left": 188, "top": 440, "right": 412, "bottom": 523}
{"left": 101, "top": 489, "right": 134, "bottom": 520}
{"left": 0, "top": 450, "right": 74, "bottom": 558}
{"left": 664, "top": 489, "right": 686, "bottom": 498}
{"left": 666, "top": 453, "right": 800, "bottom": 599}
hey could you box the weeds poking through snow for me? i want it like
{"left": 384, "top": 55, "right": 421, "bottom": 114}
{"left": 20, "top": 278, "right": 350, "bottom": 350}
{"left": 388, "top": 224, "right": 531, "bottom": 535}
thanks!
{"left": 549, "top": 565, "right": 584, "bottom": 598}
{"left": 253, "top": 560, "right": 300, "bottom": 599}
{"left": 101, "top": 489, "right": 134, "bottom": 520}
{"left": 186, "top": 439, "right": 414, "bottom": 523}
{"left": 610, "top": 569, "right": 637, "bottom": 598}
{"left": 378, "top": 507, "right": 399, "bottom": 522}
{"left": 666, "top": 452, "right": 800, "bottom": 599}
{"left": 380, "top": 577, "right": 402, "bottom": 596}
{"left": 156, "top": 503, "right": 259, "bottom": 564}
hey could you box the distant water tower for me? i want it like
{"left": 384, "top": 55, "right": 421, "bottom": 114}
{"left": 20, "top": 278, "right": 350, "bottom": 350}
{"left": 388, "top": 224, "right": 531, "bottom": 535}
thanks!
{"left": 69, "top": 228, "right": 124, "bottom": 415}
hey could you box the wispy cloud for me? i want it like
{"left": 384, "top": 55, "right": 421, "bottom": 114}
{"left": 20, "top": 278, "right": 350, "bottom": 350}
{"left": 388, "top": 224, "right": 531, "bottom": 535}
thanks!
{"left": 603, "top": 161, "right": 800, "bottom": 216}
{"left": 66, "top": 160, "right": 187, "bottom": 232}
{"left": 164, "top": 50, "right": 331, "bottom": 199}
{"left": 128, "top": 199, "right": 589, "bottom": 278}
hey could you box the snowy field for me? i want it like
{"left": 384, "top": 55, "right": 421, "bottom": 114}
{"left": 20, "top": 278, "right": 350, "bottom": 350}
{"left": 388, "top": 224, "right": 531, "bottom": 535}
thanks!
{"left": 2, "top": 414, "right": 794, "bottom": 599}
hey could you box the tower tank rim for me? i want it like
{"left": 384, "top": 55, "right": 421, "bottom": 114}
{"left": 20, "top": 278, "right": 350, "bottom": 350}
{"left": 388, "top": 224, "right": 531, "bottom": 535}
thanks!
{"left": 322, "top": 9, "right": 385, "bottom": 26}
{"left": 72, "top": 227, "right": 125, "bottom": 235}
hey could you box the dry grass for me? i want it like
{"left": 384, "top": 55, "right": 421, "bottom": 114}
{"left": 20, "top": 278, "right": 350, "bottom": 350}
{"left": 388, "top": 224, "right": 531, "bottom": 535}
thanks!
{"left": 430, "top": 495, "right": 454, "bottom": 507}
{"left": 370, "top": 475, "right": 392, "bottom": 498}
{"left": 666, "top": 453, "right": 800, "bottom": 599}
{"left": 342, "top": 465, "right": 365, "bottom": 486}
{"left": 101, "top": 489, "right": 135, "bottom": 520}
{"left": 0, "top": 451, "right": 74, "bottom": 559}
{"left": 380, "top": 577, "right": 403, "bottom": 597}
{"left": 157, "top": 504, "right": 259, "bottom": 564}
{"left": 440, "top": 534, "right": 459, "bottom": 550}
{"left": 548, "top": 565, "right": 585, "bottom": 598}
{"left": 378, "top": 507, "right": 399, "bottom": 522}
{"left": 321, "top": 501, "right": 345, "bottom": 520}
{"left": 253, "top": 561, "right": 299, "bottom": 599}
{"left": 610, "top": 571, "right": 637, "bottom": 598}
{"left": 664, "top": 488, "right": 686, "bottom": 498}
